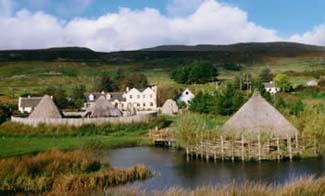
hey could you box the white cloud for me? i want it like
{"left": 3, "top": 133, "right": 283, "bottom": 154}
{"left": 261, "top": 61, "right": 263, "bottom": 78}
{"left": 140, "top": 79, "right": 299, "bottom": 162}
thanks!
{"left": 3, "top": 0, "right": 325, "bottom": 52}
{"left": 0, "top": 0, "right": 14, "bottom": 17}
{"left": 289, "top": 24, "right": 325, "bottom": 46}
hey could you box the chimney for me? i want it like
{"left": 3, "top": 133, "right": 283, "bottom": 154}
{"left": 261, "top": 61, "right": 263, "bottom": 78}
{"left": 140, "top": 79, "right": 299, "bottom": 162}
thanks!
{"left": 126, "top": 87, "right": 129, "bottom": 92}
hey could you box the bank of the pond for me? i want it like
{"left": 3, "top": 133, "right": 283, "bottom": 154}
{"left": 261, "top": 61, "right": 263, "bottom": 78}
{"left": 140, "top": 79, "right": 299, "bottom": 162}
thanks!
{"left": 108, "top": 176, "right": 325, "bottom": 195}
{"left": 0, "top": 135, "right": 151, "bottom": 157}
{"left": 0, "top": 118, "right": 170, "bottom": 157}
{"left": 0, "top": 150, "right": 152, "bottom": 193}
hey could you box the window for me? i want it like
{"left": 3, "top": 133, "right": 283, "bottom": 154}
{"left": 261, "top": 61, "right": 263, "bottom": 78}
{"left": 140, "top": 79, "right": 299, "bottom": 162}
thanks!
{"left": 130, "top": 95, "right": 133, "bottom": 99}
{"left": 143, "top": 103, "right": 146, "bottom": 107}
{"left": 137, "top": 103, "right": 140, "bottom": 107}
{"left": 143, "top": 95, "right": 146, "bottom": 98}
{"left": 150, "top": 102, "right": 154, "bottom": 106}
{"left": 150, "top": 94, "right": 153, "bottom": 98}
{"left": 185, "top": 91, "right": 189, "bottom": 95}
{"left": 137, "top": 95, "right": 140, "bottom": 99}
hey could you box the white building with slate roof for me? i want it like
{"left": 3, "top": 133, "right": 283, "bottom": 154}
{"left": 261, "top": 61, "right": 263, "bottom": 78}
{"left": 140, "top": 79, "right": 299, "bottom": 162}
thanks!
{"left": 84, "top": 86, "right": 157, "bottom": 111}
{"left": 18, "top": 96, "right": 42, "bottom": 113}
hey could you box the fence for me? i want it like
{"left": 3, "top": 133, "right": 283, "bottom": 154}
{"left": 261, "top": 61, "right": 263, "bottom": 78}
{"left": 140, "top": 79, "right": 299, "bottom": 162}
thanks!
{"left": 11, "top": 112, "right": 157, "bottom": 126}
{"left": 186, "top": 134, "right": 318, "bottom": 161}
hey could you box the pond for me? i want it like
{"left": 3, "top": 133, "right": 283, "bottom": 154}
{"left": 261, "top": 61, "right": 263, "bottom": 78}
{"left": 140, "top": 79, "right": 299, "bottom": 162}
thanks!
{"left": 107, "top": 147, "right": 325, "bottom": 190}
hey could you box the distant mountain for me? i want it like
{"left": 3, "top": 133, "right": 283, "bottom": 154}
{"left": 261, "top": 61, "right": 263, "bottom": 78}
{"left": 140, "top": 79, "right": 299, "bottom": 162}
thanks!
{"left": 142, "top": 42, "right": 325, "bottom": 53}
{"left": 0, "top": 42, "right": 324, "bottom": 66}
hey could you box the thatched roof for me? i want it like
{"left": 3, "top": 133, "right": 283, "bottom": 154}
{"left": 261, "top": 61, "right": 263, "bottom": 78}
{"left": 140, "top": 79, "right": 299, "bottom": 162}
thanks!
{"left": 161, "top": 99, "right": 179, "bottom": 115}
{"left": 222, "top": 92, "right": 299, "bottom": 138}
{"left": 85, "top": 96, "right": 122, "bottom": 118}
{"left": 29, "top": 95, "right": 62, "bottom": 119}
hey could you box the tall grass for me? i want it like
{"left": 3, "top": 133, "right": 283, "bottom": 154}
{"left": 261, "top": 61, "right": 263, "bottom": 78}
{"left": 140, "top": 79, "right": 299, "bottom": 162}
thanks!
{"left": 108, "top": 176, "right": 325, "bottom": 196}
{"left": 0, "top": 150, "right": 152, "bottom": 193}
{"left": 0, "top": 117, "right": 170, "bottom": 137}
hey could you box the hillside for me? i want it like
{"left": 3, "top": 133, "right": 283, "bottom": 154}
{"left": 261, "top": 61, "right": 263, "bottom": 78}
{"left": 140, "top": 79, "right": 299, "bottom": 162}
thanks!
{"left": 1, "top": 42, "right": 325, "bottom": 66}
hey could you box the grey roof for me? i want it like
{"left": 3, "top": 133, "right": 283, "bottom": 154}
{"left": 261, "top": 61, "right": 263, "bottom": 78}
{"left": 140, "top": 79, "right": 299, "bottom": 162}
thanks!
{"left": 85, "top": 96, "right": 123, "bottom": 118}
{"left": 263, "top": 82, "right": 276, "bottom": 88}
{"left": 110, "top": 92, "right": 126, "bottom": 101}
{"left": 85, "top": 92, "right": 125, "bottom": 102}
{"left": 29, "top": 95, "right": 62, "bottom": 119}
{"left": 222, "top": 92, "right": 299, "bottom": 138}
{"left": 19, "top": 97, "right": 42, "bottom": 108}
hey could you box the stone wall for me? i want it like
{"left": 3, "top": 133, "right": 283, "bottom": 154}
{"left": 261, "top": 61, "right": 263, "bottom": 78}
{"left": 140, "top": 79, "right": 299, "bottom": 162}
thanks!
{"left": 11, "top": 112, "right": 157, "bottom": 127}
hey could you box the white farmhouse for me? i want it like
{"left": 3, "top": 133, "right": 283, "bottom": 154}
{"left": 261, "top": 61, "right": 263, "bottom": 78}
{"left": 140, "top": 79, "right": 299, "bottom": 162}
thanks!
{"left": 84, "top": 86, "right": 157, "bottom": 111}
{"left": 18, "top": 96, "right": 43, "bottom": 113}
{"left": 177, "top": 88, "right": 195, "bottom": 105}
{"left": 263, "top": 81, "right": 280, "bottom": 94}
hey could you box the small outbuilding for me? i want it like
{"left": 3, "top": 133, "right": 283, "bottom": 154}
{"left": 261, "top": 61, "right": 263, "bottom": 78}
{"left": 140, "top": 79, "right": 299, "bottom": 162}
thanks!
{"left": 177, "top": 88, "right": 195, "bottom": 105}
{"left": 306, "top": 80, "right": 318, "bottom": 87}
{"left": 161, "top": 99, "right": 179, "bottom": 115}
{"left": 29, "top": 95, "right": 62, "bottom": 119}
{"left": 85, "top": 96, "right": 123, "bottom": 118}
{"left": 222, "top": 92, "right": 299, "bottom": 138}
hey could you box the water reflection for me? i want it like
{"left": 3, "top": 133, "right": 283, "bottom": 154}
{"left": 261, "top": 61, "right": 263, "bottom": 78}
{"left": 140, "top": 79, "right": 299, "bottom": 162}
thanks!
{"left": 107, "top": 147, "right": 325, "bottom": 190}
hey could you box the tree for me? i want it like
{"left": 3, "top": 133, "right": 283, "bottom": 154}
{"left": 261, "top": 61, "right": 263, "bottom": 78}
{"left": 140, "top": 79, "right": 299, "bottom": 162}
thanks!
{"left": 259, "top": 68, "right": 273, "bottom": 82}
{"left": 43, "top": 86, "right": 69, "bottom": 109}
{"left": 215, "top": 82, "right": 245, "bottom": 115}
{"left": 71, "top": 85, "right": 86, "bottom": 108}
{"left": 170, "top": 61, "right": 218, "bottom": 84}
{"left": 254, "top": 79, "right": 272, "bottom": 102}
{"left": 274, "top": 73, "right": 292, "bottom": 92}
{"left": 122, "top": 73, "right": 149, "bottom": 89}
{"left": 189, "top": 92, "right": 213, "bottom": 113}
{"left": 95, "top": 74, "right": 117, "bottom": 92}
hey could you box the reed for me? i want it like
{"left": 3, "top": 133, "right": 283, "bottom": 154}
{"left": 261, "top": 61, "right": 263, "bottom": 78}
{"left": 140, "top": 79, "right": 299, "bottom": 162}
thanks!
{"left": 108, "top": 176, "right": 325, "bottom": 196}
{"left": 0, "top": 150, "right": 152, "bottom": 193}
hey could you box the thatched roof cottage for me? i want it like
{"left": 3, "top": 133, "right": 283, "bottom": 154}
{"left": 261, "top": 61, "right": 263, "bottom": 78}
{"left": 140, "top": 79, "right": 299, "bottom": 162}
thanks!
{"left": 85, "top": 96, "right": 123, "bottom": 118}
{"left": 29, "top": 95, "right": 62, "bottom": 119}
{"left": 222, "top": 92, "right": 299, "bottom": 138}
{"left": 161, "top": 99, "right": 179, "bottom": 115}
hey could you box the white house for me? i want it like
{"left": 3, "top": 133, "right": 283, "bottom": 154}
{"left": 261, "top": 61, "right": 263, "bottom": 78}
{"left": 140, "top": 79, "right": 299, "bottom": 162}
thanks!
{"left": 177, "top": 88, "right": 195, "bottom": 105}
{"left": 84, "top": 86, "right": 157, "bottom": 111}
{"left": 18, "top": 96, "right": 43, "bottom": 113}
{"left": 263, "top": 81, "right": 280, "bottom": 94}
{"left": 306, "top": 80, "right": 318, "bottom": 87}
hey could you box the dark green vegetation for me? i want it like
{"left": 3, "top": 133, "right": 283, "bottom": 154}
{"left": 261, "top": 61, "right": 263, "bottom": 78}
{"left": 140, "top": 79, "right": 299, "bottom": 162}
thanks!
{"left": 0, "top": 150, "right": 152, "bottom": 193}
{"left": 170, "top": 61, "right": 218, "bottom": 84}
{"left": 189, "top": 82, "right": 245, "bottom": 115}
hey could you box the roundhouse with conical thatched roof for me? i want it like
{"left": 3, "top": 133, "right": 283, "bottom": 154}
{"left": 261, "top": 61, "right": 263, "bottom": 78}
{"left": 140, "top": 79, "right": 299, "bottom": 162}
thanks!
{"left": 29, "top": 95, "right": 62, "bottom": 119}
{"left": 85, "top": 96, "right": 123, "bottom": 118}
{"left": 222, "top": 92, "right": 299, "bottom": 138}
{"left": 161, "top": 99, "right": 179, "bottom": 115}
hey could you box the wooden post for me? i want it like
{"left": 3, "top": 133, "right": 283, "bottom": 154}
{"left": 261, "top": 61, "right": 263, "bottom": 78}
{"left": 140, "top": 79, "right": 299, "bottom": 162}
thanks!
{"left": 241, "top": 135, "right": 245, "bottom": 161}
{"left": 277, "top": 137, "right": 280, "bottom": 161}
{"left": 221, "top": 136, "right": 224, "bottom": 161}
{"left": 295, "top": 133, "right": 299, "bottom": 155}
{"left": 314, "top": 135, "right": 317, "bottom": 156}
{"left": 287, "top": 134, "right": 292, "bottom": 161}
{"left": 258, "top": 134, "right": 261, "bottom": 161}
{"left": 231, "top": 139, "right": 235, "bottom": 162}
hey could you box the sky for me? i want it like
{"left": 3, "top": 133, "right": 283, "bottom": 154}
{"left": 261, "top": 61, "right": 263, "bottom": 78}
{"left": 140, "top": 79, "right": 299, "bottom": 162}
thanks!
{"left": 0, "top": 0, "right": 325, "bottom": 51}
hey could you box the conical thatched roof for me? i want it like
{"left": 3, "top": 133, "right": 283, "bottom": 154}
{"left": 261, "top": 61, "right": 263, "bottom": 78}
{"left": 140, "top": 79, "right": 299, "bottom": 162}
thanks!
{"left": 29, "top": 95, "right": 62, "bottom": 119}
{"left": 86, "top": 96, "right": 122, "bottom": 118}
{"left": 222, "top": 92, "right": 299, "bottom": 138}
{"left": 161, "top": 99, "right": 179, "bottom": 115}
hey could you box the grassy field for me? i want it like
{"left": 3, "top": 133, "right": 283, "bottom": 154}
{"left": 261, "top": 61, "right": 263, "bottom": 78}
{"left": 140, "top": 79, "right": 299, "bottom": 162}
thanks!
{"left": 0, "top": 135, "right": 151, "bottom": 157}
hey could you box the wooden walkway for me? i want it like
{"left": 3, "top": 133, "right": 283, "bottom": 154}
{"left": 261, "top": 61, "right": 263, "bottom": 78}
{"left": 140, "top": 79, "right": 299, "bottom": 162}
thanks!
{"left": 148, "top": 128, "right": 176, "bottom": 147}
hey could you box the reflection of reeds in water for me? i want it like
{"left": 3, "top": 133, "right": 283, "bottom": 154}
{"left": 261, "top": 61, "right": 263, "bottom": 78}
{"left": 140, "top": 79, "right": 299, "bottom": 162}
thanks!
{"left": 107, "top": 176, "right": 325, "bottom": 196}
{"left": 0, "top": 150, "right": 152, "bottom": 193}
